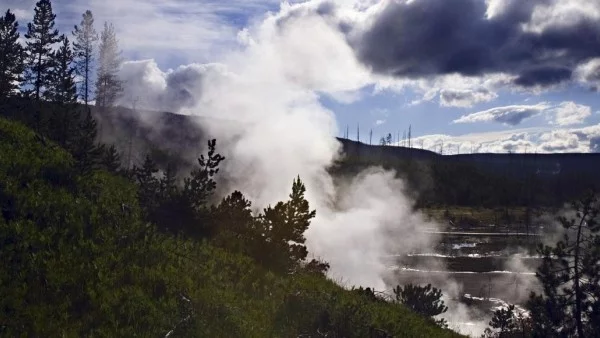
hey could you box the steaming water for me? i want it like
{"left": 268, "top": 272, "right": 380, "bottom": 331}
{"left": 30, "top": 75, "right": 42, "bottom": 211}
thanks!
{"left": 385, "top": 228, "right": 542, "bottom": 336}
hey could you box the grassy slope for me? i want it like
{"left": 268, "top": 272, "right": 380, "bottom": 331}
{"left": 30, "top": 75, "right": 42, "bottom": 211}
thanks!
{"left": 0, "top": 117, "right": 462, "bottom": 337}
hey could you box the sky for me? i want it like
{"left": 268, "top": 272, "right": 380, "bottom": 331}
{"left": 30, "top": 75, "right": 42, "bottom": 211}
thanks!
{"left": 4, "top": 0, "right": 600, "bottom": 154}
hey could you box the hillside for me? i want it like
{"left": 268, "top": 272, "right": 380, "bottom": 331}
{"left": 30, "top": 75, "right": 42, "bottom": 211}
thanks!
{"left": 335, "top": 138, "right": 600, "bottom": 208}
{"left": 0, "top": 115, "right": 462, "bottom": 336}
{"left": 4, "top": 96, "right": 596, "bottom": 208}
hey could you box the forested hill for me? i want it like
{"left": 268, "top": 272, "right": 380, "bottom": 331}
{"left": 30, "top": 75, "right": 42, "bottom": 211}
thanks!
{"left": 2, "top": 93, "right": 595, "bottom": 209}
{"left": 335, "top": 138, "right": 600, "bottom": 208}
{"left": 0, "top": 112, "right": 467, "bottom": 337}
{"left": 337, "top": 137, "right": 600, "bottom": 176}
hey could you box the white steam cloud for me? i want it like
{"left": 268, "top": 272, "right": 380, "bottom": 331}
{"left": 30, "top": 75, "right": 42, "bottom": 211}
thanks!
{"left": 117, "top": 0, "right": 435, "bottom": 292}
{"left": 114, "top": 1, "right": 519, "bottom": 336}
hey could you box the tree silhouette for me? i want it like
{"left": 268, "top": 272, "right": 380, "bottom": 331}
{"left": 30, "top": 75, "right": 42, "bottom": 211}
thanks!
{"left": 24, "top": 0, "right": 60, "bottom": 101}
{"left": 394, "top": 284, "right": 448, "bottom": 327}
{"left": 0, "top": 10, "right": 24, "bottom": 98}
{"left": 72, "top": 10, "right": 98, "bottom": 106}
{"left": 183, "top": 139, "right": 225, "bottom": 210}
{"left": 255, "top": 177, "right": 316, "bottom": 272}
{"left": 47, "top": 35, "right": 77, "bottom": 104}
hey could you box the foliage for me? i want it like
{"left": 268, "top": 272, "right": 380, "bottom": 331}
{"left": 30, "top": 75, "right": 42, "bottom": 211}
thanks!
{"left": 46, "top": 35, "right": 77, "bottom": 104}
{"left": 24, "top": 0, "right": 60, "bottom": 101}
{"left": 131, "top": 139, "right": 225, "bottom": 239}
{"left": 101, "top": 143, "right": 121, "bottom": 173}
{"left": 394, "top": 283, "right": 449, "bottom": 327}
{"left": 481, "top": 305, "right": 532, "bottom": 338}
{"left": 183, "top": 139, "right": 225, "bottom": 210}
{"left": 0, "top": 117, "right": 461, "bottom": 337}
{"left": 0, "top": 117, "right": 184, "bottom": 336}
{"left": 70, "top": 109, "right": 103, "bottom": 174}
{"left": 0, "top": 10, "right": 24, "bottom": 98}
{"left": 527, "top": 192, "right": 600, "bottom": 337}
{"left": 253, "top": 176, "right": 317, "bottom": 273}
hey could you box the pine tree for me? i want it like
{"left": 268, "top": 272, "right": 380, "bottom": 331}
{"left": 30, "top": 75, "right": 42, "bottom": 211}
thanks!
{"left": 256, "top": 176, "right": 316, "bottom": 272}
{"left": 71, "top": 109, "right": 102, "bottom": 174}
{"left": 47, "top": 35, "right": 77, "bottom": 104}
{"left": 24, "top": 0, "right": 60, "bottom": 101}
{"left": 393, "top": 284, "right": 448, "bottom": 327}
{"left": 527, "top": 192, "right": 600, "bottom": 337}
{"left": 183, "top": 139, "right": 225, "bottom": 210}
{"left": 72, "top": 10, "right": 98, "bottom": 106}
{"left": 95, "top": 22, "right": 122, "bottom": 109}
{"left": 101, "top": 144, "right": 121, "bottom": 173}
{"left": 0, "top": 10, "right": 24, "bottom": 98}
{"left": 46, "top": 35, "right": 79, "bottom": 147}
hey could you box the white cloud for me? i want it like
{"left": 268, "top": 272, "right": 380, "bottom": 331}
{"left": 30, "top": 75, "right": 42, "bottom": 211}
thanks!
{"left": 454, "top": 103, "right": 550, "bottom": 126}
{"left": 575, "top": 58, "right": 600, "bottom": 89}
{"left": 551, "top": 101, "right": 592, "bottom": 126}
{"left": 454, "top": 101, "right": 593, "bottom": 127}
{"left": 375, "top": 119, "right": 385, "bottom": 126}
{"left": 413, "top": 124, "right": 600, "bottom": 154}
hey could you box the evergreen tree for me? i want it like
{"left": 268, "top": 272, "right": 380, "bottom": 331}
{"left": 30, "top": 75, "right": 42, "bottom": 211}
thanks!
{"left": 71, "top": 109, "right": 102, "bottom": 174}
{"left": 133, "top": 155, "right": 160, "bottom": 215}
{"left": 47, "top": 35, "right": 77, "bottom": 104}
{"left": 72, "top": 10, "right": 98, "bottom": 106}
{"left": 481, "top": 305, "right": 531, "bottom": 338}
{"left": 24, "top": 0, "right": 60, "bottom": 101}
{"left": 46, "top": 35, "right": 79, "bottom": 148}
{"left": 527, "top": 192, "right": 600, "bottom": 337}
{"left": 101, "top": 144, "right": 121, "bottom": 173}
{"left": 256, "top": 177, "right": 316, "bottom": 272}
{"left": 393, "top": 284, "right": 448, "bottom": 327}
{"left": 95, "top": 22, "right": 122, "bottom": 109}
{"left": 211, "top": 191, "right": 256, "bottom": 253}
{"left": 183, "top": 139, "right": 225, "bottom": 210}
{"left": 0, "top": 10, "right": 24, "bottom": 98}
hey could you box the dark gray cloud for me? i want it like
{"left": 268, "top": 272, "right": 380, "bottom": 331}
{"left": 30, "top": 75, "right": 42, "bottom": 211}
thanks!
{"left": 352, "top": 0, "right": 600, "bottom": 87}
{"left": 439, "top": 88, "right": 497, "bottom": 107}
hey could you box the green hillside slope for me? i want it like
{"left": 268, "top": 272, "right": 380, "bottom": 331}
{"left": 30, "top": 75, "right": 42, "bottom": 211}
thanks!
{"left": 0, "top": 117, "right": 461, "bottom": 337}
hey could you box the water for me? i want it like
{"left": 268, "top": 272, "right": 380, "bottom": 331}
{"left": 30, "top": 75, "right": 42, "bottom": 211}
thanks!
{"left": 385, "top": 226, "right": 543, "bottom": 335}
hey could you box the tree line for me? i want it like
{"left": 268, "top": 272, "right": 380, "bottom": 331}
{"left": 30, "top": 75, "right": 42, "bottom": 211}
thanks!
{"left": 0, "top": 0, "right": 122, "bottom": 108}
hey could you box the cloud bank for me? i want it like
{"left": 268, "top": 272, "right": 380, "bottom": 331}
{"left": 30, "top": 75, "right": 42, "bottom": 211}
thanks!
{"left": 414, "top": 124, "right": 600, "bottom": 154}
{"left": 352, "top": 0, "right": 600, "bottom": 87}
{"left": 454, "top": 103, "right": 551, "bottom": 126}
{"left": 454, "top": 101, "right": 593, "bottom": 126}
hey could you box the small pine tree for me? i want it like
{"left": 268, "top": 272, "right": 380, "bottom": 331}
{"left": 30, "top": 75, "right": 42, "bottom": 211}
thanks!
{"left": 393, "top": 284, "right": 448, "bottom": 327}
{"left": 24, "top": 0, "right": 60, "bottom": 101}
{"left": 101, "top": 144, "right": 121, "bottom": 173}
{"left": 256, "top": 176, "right": 316, "bottom": 272}
{"left": 481, "top": 305, "right": 531, "bottom": 338}
{"left": 183, "top": 139, "right": 225, "bottom": 210}
{"left": 211, "top": 191, "right": 256, "bottom": 253}
{"left": 133, "top": 154, "right": 160, "bottom": 214}
{"left": 95, "top": 22, "right": 122, "bottom": 109}
{"left": 71, "top": 109, "right": 102, "bottom": 174}
{"left": 0, "top": 10, "right": 24, "bottom": 98}
{"left": 72, "top": 10, "right": 98, "bottom": 106}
